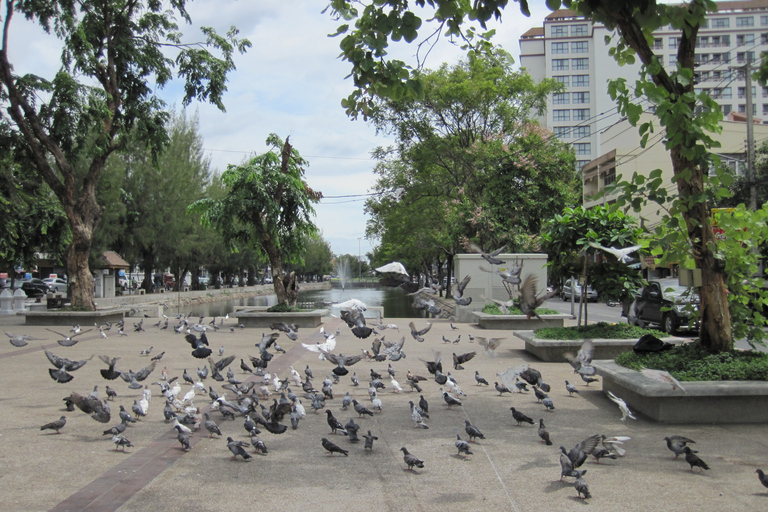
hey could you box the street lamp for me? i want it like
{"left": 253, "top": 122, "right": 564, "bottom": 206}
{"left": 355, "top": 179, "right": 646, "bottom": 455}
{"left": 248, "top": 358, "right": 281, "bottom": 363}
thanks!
{"left": 357, "top": 237, "right": 362, "bottom": 281}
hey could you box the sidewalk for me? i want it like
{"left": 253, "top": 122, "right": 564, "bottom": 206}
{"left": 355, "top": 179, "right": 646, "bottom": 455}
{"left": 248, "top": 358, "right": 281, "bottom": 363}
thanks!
{"left": 1, "top": 313, "right": 766, "bottom": 511}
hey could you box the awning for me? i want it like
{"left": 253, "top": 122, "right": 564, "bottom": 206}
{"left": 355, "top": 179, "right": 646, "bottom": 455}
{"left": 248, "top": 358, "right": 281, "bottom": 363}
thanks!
{"left": 375, "top": 262, "right": 409, "bottom": 276}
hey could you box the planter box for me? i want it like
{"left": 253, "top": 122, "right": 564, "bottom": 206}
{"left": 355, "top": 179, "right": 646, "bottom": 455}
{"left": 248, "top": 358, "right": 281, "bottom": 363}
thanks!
{"left": 515, "top": 330, "right": 686, "bottom": 362}
{"left": 473, "top": 312, "right": 571, "bottom": 330}
{"left": 25, "top": 308, "right": 128, "bottom": 326}
{"left": 593, "top": 359, "right": 768, "bottom": 423}
{"left": 236, "top": 307, "right": 329, "bottom": 328}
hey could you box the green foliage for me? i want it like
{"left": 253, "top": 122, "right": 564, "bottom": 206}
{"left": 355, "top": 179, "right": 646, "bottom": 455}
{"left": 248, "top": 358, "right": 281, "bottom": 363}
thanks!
{"left": 535, "top": 322, "right": 661, "bottom": 340}
{"left": 267, "top": 303, "right": 303, "bottom": 313}
{"left": 616, "top": 342, "right": 768, "bottom": 381}
{"left": 481, "top": 303, "right": 558, "bottom": 315}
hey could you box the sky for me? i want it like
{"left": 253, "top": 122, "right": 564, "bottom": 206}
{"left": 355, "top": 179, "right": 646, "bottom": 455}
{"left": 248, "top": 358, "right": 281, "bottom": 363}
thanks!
{"left": 11, "top": 0, "right": 552, "bottom": 259}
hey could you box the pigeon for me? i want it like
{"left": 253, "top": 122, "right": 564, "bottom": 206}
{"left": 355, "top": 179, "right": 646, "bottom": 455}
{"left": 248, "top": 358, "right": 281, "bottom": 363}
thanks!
{"left": 479, "top": 264, "right": 523, "bottom": 285}
{"left": 455, "top": 434, "right": 473, "bottom": 456}
{"left": 151, "top": 351, "right": 165, "bottom": 362}
{"left": 6, "top": 332, "right": 43, "bottom": 347}
{"left": 363, "top": 430, "right": 378, "bottom": 450}
{"left": 464, "top": 420, "right": 485, "bottom": 442}
{"left": 140, "top": 346, "right": 153, "bottom": 356}
{"left": 640, "top": 368, "right": 687, "bottom": 392}
{"left": 112, "top": 434, "right": 134, "bottom": 451}
{"left": 350, "top": 372, "right": 359, "bottom": 387}
{"left": 340, "top": 309, "right": 372, "bottom": 339}
{"left": 452, "top": 351, "right": 476, "bottom": 370}
{"left": 476, "top": 336, "right": 504, "bottom": 358}
{"left": 665, "top": 435, "right": 696, "bottom": 459}
{"left": 607, "top": 391, "right": 637, "bottom": 422}
{"left": 564, "top": 339, "right": 596, "bottom": 377}
{"left": 67, "top": 392, "right": 111, "bottom": 423}
{"left": 400, "top": 446, "right": 424, "bottom": 470}
{"left": 321, "top": 437, "right": 349, "bottom": 456}
{"left": 305, "top": 365, "right": 314, "bottom": 379}
{"left": 756, "top": 469, "right": 768, "bottom": 490}
{"left": 40, "top": 415, "right": 67, "bottom": 434}
{"left": 574, "top": 474, "right": 592, "bottom": 499}
{"left": 203, "top": 413, "right": 222, "bottom": 438}
{"left": 494, "top": 382, "right": 511, "bottom": 396}
{"left": 45, "top": 328, "right": 92, "bottom": 347}
{"left": 601, "top": 435, "right": 631, "bottom": 457}
{"left": 185, "top": 332, "right": 212, "bottom": 359}
{"left": 580, "top": 374, "right": 599, "bottom": 385}
{"left": 226, "top": 437, "right": 252, "bottom": 460}
{"left": 418, "top": 395, "right": 429, "bottom": 415}
{"left": 474, "top": 371, "right": 489, "bottom": 386}
{"left": 352, "top": 399, "right": 374, "bottom": 417}
{"left": 684, "top": 446, "right": 709, "bottom": 472}
{"left": 344, "top": 417, "right": 360, "bottom": 442}
{"left": 588, "top": 241, "right": 642, "bottom": 263}
{"left": 251, "top": 435, "right": 268, "bottom": 454}
{"left": 322, "top": 351, "right": 363, "bottom": 377}
{"left": 467, "top": 242, "right": 506, "bottom": 265}
{"left": 452, "top": 274, "right": 472, "bottom": 306}
{"left": 441, "top": 388, "right": 462, "bottom": 409}
{"left": 326, "top": 410, "right": 347, "bottom": 435}
{"left": 591, "top": 447, "right": 618, "bottom": 464}
{"left": 408, "top": 321, "right": 432, "bottom": 342}
{"left": 533, "top": 386, "right": 548, "bottom": 402}
{"left": 519, "top": 274, "right": 558, "bottom": 320}
{"left": 563, "top": 434, "right": 601, "bottom": 470}
{"left": 409, "top": 401, "right": 429, "bottom": 429}
{"left": 105, "top": 386, "right": 117, "bottom": 401}
{"left": 538, "top": 418, "right": 553, "bottom": 445}
{"left": 542, "top": 397, "right": 555, "bottom": 412}
{"left": 510, "top": 407, "right": 534, "bottom": 426}
{"left": 559, "top": 452, "right": 587, "bottom": 481}
{"left": 565, "top": 381, "right": 579, "bottom": 396}
{"left": 176, "top": 428, "right": 191, "bottom": 451}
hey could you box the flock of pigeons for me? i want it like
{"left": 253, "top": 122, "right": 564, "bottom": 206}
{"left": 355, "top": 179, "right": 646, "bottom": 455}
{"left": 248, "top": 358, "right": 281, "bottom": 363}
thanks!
{"left": 7, "top": 260, "right": 767, "bottom": 502}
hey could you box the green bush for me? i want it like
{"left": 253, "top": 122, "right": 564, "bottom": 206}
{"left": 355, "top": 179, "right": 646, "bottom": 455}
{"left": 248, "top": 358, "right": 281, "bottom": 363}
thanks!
{"left": 534, "top": 322, "right": 660, "bottom": 340}
{"left": 267, "top": 302, "right": 303, "bottom": 313}
{"left": 616, "top": 342, "right": 768, "bottom": 382}
{"left": 482, "top": 303, "right": 559, "bottom": 315}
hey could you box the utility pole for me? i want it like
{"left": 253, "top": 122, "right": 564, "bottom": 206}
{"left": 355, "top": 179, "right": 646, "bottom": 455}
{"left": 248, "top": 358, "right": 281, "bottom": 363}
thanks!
{"left": 745, "top": 63, "right": 757, "bottom": 210}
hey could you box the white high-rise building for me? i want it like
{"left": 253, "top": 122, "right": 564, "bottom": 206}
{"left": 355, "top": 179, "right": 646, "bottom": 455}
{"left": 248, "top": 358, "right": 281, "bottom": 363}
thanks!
{"left": 519, "top": 0, "right": 768, "bottom": 171}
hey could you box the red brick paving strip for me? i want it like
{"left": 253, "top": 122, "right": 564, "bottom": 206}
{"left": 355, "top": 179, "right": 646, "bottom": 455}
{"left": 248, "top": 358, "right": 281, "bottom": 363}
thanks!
{"left": 47, "top": 318, "right": 340, "bottom": 512}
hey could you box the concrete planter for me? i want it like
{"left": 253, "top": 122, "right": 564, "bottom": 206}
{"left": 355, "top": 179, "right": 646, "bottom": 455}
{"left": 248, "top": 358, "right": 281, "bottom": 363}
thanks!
{"left": 515, "top": 330, "right": 686, "bottom": 362}
{"left": 473, "top": 312, "right": 571, "bottom": 330}
{"left": 25, "top": 308, "right": 129, "bottom": 326}
{"left": 593, "top": 359, "right": 768, "bottom": 423}
{"left": 235, "top": 307, "right": 328, "bottom": 328}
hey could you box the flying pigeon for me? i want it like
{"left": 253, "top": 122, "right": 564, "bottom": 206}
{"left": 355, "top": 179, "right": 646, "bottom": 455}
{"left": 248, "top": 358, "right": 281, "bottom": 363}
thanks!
{"left": 452, "top": 274, "right": 472, "bottom": 306}
{"left": 607, "top": 391, "right": 637, "bottom": 422}
{"left": 185, "top": 332, "right": 212, "bottom": 359}
{"left": 467, "top": 242, "right": 506, "bottom": 265}
{"left": 6, "top": 332, "right": 43, "bottom": 347}
{"left": 519, "top": 275, "right": 558, "bottom": 320}
{"left": 588, "top": 241, "right": 642, "bottom": 263}
{"left": 340, "top": 309, "right": 373, "bottom": 339}
{"left": 665, "top": 435, "right": 696, "bottom": 459}
{"left": 476, "top": 336, "right": 504, "bottom": 358}
{"left": 640, "top": 368, "right": 687, "bottom": 392}
{"left": 45, "top": 328, "right": 92, "bottom": 347}
{"left": 408, "top": 321, "right": 433, "bottom": 342}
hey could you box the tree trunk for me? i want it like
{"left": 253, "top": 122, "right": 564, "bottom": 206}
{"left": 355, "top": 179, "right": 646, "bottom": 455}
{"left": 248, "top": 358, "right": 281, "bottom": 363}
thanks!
{"left": 65, "top": 218, "right": 96, "bottom": 310}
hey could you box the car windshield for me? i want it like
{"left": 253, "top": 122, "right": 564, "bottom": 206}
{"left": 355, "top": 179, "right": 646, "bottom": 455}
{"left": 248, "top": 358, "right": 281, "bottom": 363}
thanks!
{"left": 660, "top": 282, "right": 696, "bottom": 299}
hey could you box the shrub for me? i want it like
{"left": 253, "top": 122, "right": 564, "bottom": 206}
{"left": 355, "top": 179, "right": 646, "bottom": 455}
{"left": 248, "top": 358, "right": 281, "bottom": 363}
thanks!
{"left": 534, "top": 322, "right": 660, "bottom": 340}
{"left": 267, "top": 302, "right": 303, "bottom": 313}
{"left": 616, "top": 342, "right": 768, "bottom": 382}
{"left": 482, "top": 303, "right": 559, "bottom": 315}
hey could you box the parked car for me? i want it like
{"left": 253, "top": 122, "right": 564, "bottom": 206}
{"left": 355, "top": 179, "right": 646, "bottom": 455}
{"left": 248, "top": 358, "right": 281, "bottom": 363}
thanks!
{"left": 43, "top": 277, "right": 68, "bottom": 293}
{"left": 21, "top": 278, "right": 50, "bottom": 298}
{"left": 198, "top": 276, "right": 210, "bottom": 286}
{"left": 561, "top": 278, "right": 599, "bottom": 302}
{"left": 627, "top": 278, "right": 699, "bottom": 334}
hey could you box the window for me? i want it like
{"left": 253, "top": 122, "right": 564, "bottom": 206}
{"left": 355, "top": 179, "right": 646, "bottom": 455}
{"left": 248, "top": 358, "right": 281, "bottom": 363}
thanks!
{"left": 571, "top": 41, "right": 589, "bottom": 53}
{"left": 712, "top": 52, "right": 730, "bottom": 64}
{"left": 738, "top": 104, "right": 758, "bottom": 116}
{"left": 763, "top": 86, "right": 768, "bottom": 98}
{"left": 722, "top": 87, "right": 732, "bottom": 99}
{"left": 572, "top": 126, "right": 590, "bottom": 138}
{"left": 603, "top": 167, "right": 616, "bottom": 186}
{"left": 553, "top": 126, "right": 571, "bottom": 138}
{"left": 555, "top": 75, "right": 569, "bottom": 86}
{"left": 572, "top": 75, "right": 589, "bottom": 87}
{"left": 737, "top": 86, "right": 756, "bottom": 99}
{"left": 653, "top": 38, "right": 663, "bottom": 50}
{"left": 669, "top": 37, "right": 680, "bottom": 49}
{"left": 763, "top": 104, "right": 768, "bottom": 115}
{"left": 737, "top": 16, "right": 754, "bottom": 27}
{"left": 712, "top": 17, "right": 729, "bottom": 29}
{"left": 553, "top": 109, "right": 570, "bottom": 122}
{"left": 696, "top": 36, "right": 709, "bottom": 48}
{"left": 552, "top": 25, "right": 567, "bottom": 37}
{"left": 574, "top": 143, "right": 591, "bottom": 155}
{"left": 762, "top": 15, "right": 768, "bottom": 26}
{"left": 694, "top": 54, "right": 710, "bottom": 64}
{"left": 737, "top": 34, "right": 755, "bottom": 46}
{"left": 722, "top": 104, "right": 732, "bottom": 115}
{"left": 571, "top": 24, "right": 588, "bottom": 36}
{"left": 573, "top": 108, "right": 590, "bottom": 121}
{"left": 576, "top": 160, "right": 590, "bottom": 171}
{"left": 698, "top": 71, "right": 710, "bottom": 82}
{"left": 553, "top": 93, "right": 570, "bottom": 104}
{"left": 669, "top": 54, "right": 678, "bottom": 65}
{"left": 552, "top": 42, "right": 569, "bottom": 54}
{"left": 572, "top": 58, "right": 589, "bottom": 70}
{"left": 763, "top": 33, "right": 768, "bottom": 45}
{"left": 737, "top": 51, "right": 755, "bottom": 64}
{"left": 552, "top": 59, "right": 569, "bottom": 71}
{"left": 573, "top": 91, "right": 590, "bottom": 104}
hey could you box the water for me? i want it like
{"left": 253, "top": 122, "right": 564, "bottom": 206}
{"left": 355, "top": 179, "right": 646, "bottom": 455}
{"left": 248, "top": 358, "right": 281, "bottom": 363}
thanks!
{"left": 335, "top": 259, "right": 351, "bottom": 290}
{"left": 182, "top": 286, "right": 423, "bottom": 318}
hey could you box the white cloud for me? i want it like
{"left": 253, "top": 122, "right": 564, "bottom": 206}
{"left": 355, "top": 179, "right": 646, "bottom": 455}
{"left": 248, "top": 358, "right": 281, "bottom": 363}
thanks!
{"left": 9, "top": 0, "right": 553, "bottom": 257}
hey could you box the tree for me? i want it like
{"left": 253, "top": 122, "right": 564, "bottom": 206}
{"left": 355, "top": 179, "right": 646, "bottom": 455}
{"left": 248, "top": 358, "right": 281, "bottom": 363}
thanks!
{"left": 327, "top": 0, "right": 736, "bottom": 353}
{"left": 290, "top": 234, "right": 334, "bottom": 281}
{"left": 0, "top": 1, "right": 250, "bottom": 309}
{"left": 541, "top": 206, "right": 645, "bottom": 326}
{"left": 190, "top": 134, "right": 322, "bottom": 306}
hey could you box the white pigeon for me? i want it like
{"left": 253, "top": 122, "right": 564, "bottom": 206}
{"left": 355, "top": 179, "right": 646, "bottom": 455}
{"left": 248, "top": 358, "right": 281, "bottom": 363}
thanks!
{"left": 294, "top": 399, "right": 306, "bottom": 417}
{"left": 301, "top": 335, "right": 337, "bottom": 360}
{"left": 602, "top": 435, "right": 631, "bottom": 457}
{"left": 142, "top": 387, "right": 152, "bottom": 403}
{"left": 272, "top": 375, "right": 281, "bottom": 392}
{"left": 173, "top": 418, "right": 192, "bottom": 434}
{"left": 194, "top": 381, "right": 206, "bottom": 394}
{"left": 138, "top": 396, "right": 149, "bottom": 416}
{"left": 640, "top": 368, "right": 686, "bottom": 392}
{"left": 588, "top": 242, "right": 642, "bottom": 263}
{"left": 290, "top": 366, "right": 302, "bottom": 386}
{"left": 338, "top": 299, "right": 367, "bottom": 311}
{"left": 390, "top": 377, "right": 403, "bottom": 393}
{"left": 607, "top": 391, "right": 637, "bottom": 422}
{"left": 182, "top": 386, "right": 196, "bottom": 405}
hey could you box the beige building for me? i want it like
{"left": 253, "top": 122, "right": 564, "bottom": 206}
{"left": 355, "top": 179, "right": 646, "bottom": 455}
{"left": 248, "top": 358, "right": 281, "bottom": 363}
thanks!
{"left": 582, "top": 115, "right": 768, "bottom": 232}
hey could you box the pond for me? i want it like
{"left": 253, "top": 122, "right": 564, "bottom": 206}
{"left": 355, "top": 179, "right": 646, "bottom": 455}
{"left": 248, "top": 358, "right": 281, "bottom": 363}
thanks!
{"left": 180, "top": 286, "right": 427, "bottom": 319}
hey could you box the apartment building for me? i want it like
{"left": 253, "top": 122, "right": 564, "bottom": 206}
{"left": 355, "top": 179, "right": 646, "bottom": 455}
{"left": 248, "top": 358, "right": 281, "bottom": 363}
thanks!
{"left": 519, "top": 0, "right": 768, "bottom": 171}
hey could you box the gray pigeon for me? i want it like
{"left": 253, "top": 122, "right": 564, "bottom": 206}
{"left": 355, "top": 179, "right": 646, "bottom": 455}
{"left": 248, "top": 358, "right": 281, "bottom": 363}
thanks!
{"left": 321, "top": 437, "right": 349, "bottom": 456}
{"left": 6, "top": 332, "right": 42, "bottom": 347}
{"left": 400, "top": 446, "right": 424, "bottom": 470}
{"left": 227, "top": 437, "right": 252, "bottom": 460}
{"left": 455, "top": 434, "right": 473, "bottom": 456}
{"left": 40, "top": 416, "right": 67, "bottom": 434}
{"left": 684, "top": 446, "right": 709, "bottom": 472}
{"left": 112, "top": 434, "right": 133, "bottom": 451}
{"left": 203, "top": 413, "right": 222, "bottom": 438}
{"left": 363, "top": 430, "right": 378, "bottom": 450}
{"left": 176, "top": 427, "right": 191, "bottom": 451}
{"left": 464, "top": 420, "right": 485, "bottom": 442}
{"left": 574, "top": 474, "right": 591, "bottom": 499}
{"left": 757, "top": 469, "right": 768, "bottom": 490}
{"left": 538, "top": 419, "right": 552, "bottom": 445}
{"left": 665, "top": 435, "right": 696, "bottom": 459}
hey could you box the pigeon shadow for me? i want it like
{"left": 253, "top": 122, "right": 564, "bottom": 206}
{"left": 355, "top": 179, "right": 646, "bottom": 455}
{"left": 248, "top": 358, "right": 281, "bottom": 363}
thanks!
{"left": 542, "top": 480, "right": 572, "bottom": 494}
{"left": 449, "top": 453, "right": 472, "bottom": 461}
{"left": 566, "top": 496, "right": 591, "bottom": 505}
{"left": 750, "top": 492, "right": 768, "bottom": 497}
